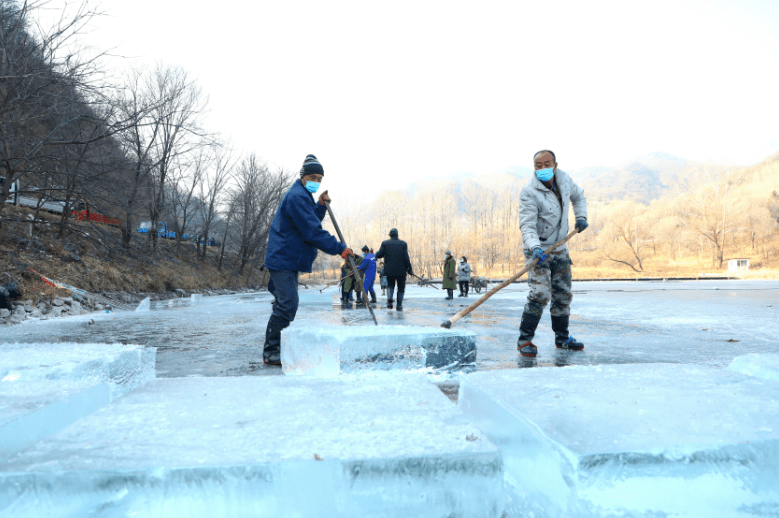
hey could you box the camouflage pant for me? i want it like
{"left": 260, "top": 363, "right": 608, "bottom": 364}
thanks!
{"left": 523, "top": 248, "right": 573, "bottom": 317}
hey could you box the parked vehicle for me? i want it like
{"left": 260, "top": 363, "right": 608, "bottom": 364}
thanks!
{"left": 136, "top": 221, "right": 188, "bottom": 240}
{"left": 198, "top": 237, "right": 221, "bottom": 247}
{"left": 2, "top": 180, "right": 67, "bottom": 214}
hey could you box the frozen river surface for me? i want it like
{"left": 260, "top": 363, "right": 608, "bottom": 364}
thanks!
{"left": 3, "top": 279, "right": 778, "bottom": 378}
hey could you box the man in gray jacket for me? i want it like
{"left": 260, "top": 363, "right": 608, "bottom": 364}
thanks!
{"left": 518, "top": 150, "right": 588, "bottom": 357}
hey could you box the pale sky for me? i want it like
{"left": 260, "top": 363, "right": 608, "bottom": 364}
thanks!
{"left": 38, "top": 0, "right": 779, "bottom": 198}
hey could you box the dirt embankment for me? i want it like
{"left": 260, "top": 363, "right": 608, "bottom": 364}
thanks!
{"left": 1, "top": 204, "right": 268, "bottom": 325}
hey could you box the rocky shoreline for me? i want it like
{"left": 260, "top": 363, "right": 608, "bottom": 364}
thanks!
{"left": 1, "top": 286, "right": 265, "bottom": 326}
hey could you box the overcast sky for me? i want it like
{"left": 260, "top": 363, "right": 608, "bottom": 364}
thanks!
{"left": 39, "top": 0, "right": 779, "bottom": 198}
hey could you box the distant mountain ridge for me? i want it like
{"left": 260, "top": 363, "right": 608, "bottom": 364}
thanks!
{"left": 403, "top": 152, "right": 690, "bottom": 205}
{"left": 571, "top": 152, "right": 689, "bottom": 204}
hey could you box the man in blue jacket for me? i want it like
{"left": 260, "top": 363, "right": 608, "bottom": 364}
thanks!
{"left": 262, "top": 154, "right": 354, "bottom": 365}
{"left": 357, "top": 245, "right": 377, "bottom": 304}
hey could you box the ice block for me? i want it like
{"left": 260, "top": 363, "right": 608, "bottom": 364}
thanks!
{"left": 0, "top": 342, "right": 156, "bottom": 399}
{"left": 281, "top": 325, "right": 476, "bottom": 376}
{"left": 0, "top": 374, "right": 504, "bottom": 517}
{"left": 458, "top": 364, "right": 779, "bottom": 518}
{"left": 0, "top": 380, "right": 109, "bottom": 459}
{"left": 728, "top": 353, "right": 779, "bottom": 382}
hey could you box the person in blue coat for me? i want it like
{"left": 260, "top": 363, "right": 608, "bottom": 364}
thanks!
{"left": 358, "top": 245, "right": 377, "bottom": 304}
{"left": 262, "top": 154, "right": 354, "bottom": 365}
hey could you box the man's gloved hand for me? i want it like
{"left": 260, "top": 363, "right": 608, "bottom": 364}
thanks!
{"left": 341, "top": 248, "right": 354, "bottom": 259}
{"left": 531, "top": 247, "right": 547, "bottom": 264}
{"left": 318, "top": 190, "right": 331, "bottom": 205}
{"left": 575, "top": 218, "right": 589, "bottom": 233}
{"left": 407, "top": 267, "right": 414, "bottom": 276}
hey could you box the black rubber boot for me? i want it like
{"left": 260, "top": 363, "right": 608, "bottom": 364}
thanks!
{"left": 396, "top": 291, "right": 404, "bottom": 311}
{"left": 263, "top": 315, "right": 287, "bottom": 365}
{"left": 552, "top": 315, "right": 584, "bottom": 350}
{"left": 370, "top": 292, "right": 377, "bottom": 304}
{"left": 387, "top": 287, "right": 394, "bottom": 309}
{"left": 517, "top": 309, "right": 542, "bottom": 357}
{"left": 445, "top": 289, "right": 454, "bottom": 300}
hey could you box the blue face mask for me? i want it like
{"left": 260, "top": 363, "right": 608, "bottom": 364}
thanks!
{"left": 305, "top": 181, "right": 320, "bottom": 194}
{"left": 536, "top": 167, "right": 554, "bottom": 182}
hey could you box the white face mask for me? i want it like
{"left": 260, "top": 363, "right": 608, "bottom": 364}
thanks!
{"left": 460, "top": 260, "right": 465, "bottom": 263}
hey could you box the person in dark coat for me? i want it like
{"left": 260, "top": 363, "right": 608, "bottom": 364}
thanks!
{"left": 374, "top": 228, "right": 412, "bottom": 311}
{"left": 442, "top": 250, "right": 457, "bottom": 299}
{"left": 262, "top": 154, "right": 354, "bottom": 365}
{"left": 358, "top": 245, "right": 377, "bottom": 304}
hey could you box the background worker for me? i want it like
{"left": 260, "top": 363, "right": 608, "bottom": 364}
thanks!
{"left": 358, "top": 245, "right": 378, "bottom": 304}
{"left": 340, "top": 261, "right": 348, "bottom": 302}
{"left": 378, "top": 262, "right": 388, "bottom": 296}
{"left": 457, "top": 256, "right": 471, "bottom": 297}
{"left": 517, "top": 149, "right": 588, "bottom": 358}
{"left": 443, "top": 250, "right": 456, "bottom": 300}
{"left": 375, "top": 228, "right": 412, "bottom": 311}
{"left": 262, "top": 154, "right": 354, "bottom": 365}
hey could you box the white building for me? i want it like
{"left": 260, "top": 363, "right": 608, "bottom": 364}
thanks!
{"left": 727, "top": 258, "right": 750, "bottom": 271}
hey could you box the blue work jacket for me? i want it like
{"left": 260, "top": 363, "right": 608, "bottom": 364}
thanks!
{"left": 264, "top": 180, "right": 345, "bottom": 273}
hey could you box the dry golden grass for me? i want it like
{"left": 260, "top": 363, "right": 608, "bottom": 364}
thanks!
{"left": 0, "top": 205, "right": 264, "bottom": 302}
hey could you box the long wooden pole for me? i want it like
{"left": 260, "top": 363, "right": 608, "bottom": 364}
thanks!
{"left": 441, "top": 230, "right": 578, "bottom": 328}
{"left": 320, "top": 272, "right": 353, "bottom": 293}
{"left": 323, "top": 200, "right": 378, "bottom": 326}
{"left": 410, "top": 272, "right": 440, "bottom": 289}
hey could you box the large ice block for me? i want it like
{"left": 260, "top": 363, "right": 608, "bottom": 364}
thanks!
{"left": 281, "top": 325, "right": 476, "bottom": 376}
{"left": 0, "top": 342, "right": 156, "bottom": 399}
{"left": 728, "top": 353, "right": 779, "bottom": 382}
{"left": 0, "top": 380, "right": 109, "bottom": 459}
{"left": 0, "top": 375, "right": 504, "bottom": 518}
{"left": 459, "top": 364, "right": 779, "bottom": 518}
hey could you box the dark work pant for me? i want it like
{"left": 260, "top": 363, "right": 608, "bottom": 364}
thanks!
{"left": 268, "top": 269, "right": 300, "bottom": 324}
{"left": 386, "top": 275, "right": 406, "bottom": 293}
{"left": 459, "top": 281, "right": 469, "bottom": 295}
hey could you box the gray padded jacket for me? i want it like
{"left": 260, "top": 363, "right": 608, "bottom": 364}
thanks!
{"left": 519, "top": 169, "right": 587, "bottom": 253}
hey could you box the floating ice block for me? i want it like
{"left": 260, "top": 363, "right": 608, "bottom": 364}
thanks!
{"left": 0, "top": 342, "right": 156, "bottom": 399}
{"left": 459, "top": 364, "right": 779, "bottom": 518}
{"left": 728, "top": 353, "right": 779, "bottom": 382}
{"left": 281, "top": 325, "right": 476, "bottom": 376}
{"left": 135, "top": 297, "right": 150, "bottom": 311}
{"left": 0, "top": 380, "right": 109, "bottom": 459}
{"left": 0, "top": 375, "right": 504, "bottom": 518}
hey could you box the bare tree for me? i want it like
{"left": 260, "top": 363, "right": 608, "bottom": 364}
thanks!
{"left": 169, "top": 143, "right": 211, "bottom": 248}
{"left": 144, "top": 65, "right": 206, "bottom": 249}
{"left": 602, "top": 200, "right": 651, "bottom": 272}
{"left": 0, "top": 0, "right": 111, "bottom": 239}
{"left": 197, "top": 144, "right": 234, "bottom": 261}
{"left": 230, "top": 155, "right": 290, "bottom": 275}
{"left": 677, "top": 164, "right": 743, "bottom": 267}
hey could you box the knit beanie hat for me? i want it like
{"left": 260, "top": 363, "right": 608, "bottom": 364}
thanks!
{"left": 389, "top": 228, "right": 398, "bottom": 238}
{"left": 300, "top": 154, "right": 324, "bottom": 178}
{"left": 361, "top": 246, "right": 369, "bottom": 253}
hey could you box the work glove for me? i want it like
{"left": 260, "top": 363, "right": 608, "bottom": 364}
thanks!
{"left": 341, "top": 248, "right": 354, "bottom": 259}
{"left": 318, "top": 190, "right": 331, "bottom": 205}
{"left": 575, "top": 218, "right": 589, "bottom": 233}
{"left": 407, "top": 267, "right": 414, "bottom": 276}
{"left": 531, "top": 247, "right": 547, "bottom": 265}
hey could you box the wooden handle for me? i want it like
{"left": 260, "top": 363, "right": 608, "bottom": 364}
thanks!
{"left": 441, "top": 230, "right": 579, "bottom": 328}
{"left": 324, "top": 200, "right": 378, "bottom": 325}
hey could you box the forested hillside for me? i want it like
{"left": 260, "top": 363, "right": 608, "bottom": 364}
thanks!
{"left": 1, "top": 0, "right": 290, "bottom": 296}
{"left": 313, "top": 152, "right": 779, "bottom": 280}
